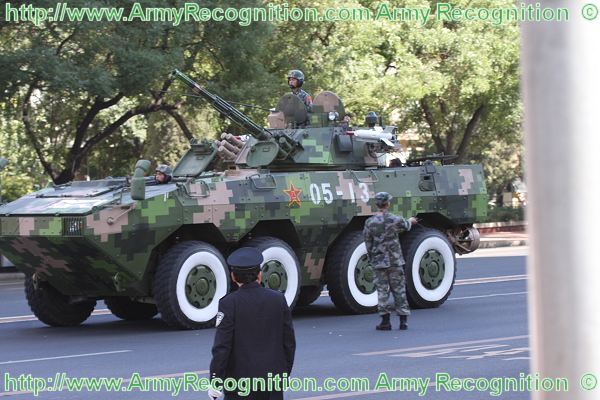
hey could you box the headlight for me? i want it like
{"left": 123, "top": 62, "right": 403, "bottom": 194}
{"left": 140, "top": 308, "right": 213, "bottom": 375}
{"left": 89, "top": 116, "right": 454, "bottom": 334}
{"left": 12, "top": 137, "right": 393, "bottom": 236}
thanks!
{"left": 62, "top": 217, "right": 85, "bottom": 236}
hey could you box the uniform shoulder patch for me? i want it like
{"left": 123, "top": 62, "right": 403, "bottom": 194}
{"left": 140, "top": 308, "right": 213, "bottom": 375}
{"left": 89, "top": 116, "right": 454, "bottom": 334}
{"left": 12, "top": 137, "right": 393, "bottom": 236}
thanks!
{"left": 216, "top": 312, "right": 225, "bottom": 327}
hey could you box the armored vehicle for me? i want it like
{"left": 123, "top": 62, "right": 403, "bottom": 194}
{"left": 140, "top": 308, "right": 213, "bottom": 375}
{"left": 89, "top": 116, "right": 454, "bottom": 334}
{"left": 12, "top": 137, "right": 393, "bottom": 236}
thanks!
{"left": 0, "top": 70, "right": 486, "bottom": 329}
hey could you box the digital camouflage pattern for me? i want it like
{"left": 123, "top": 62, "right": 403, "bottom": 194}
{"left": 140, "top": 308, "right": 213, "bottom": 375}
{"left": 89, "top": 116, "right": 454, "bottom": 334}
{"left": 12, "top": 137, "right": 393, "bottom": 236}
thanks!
{"left": 0, "top": 70, "right": 487, "bottom": 328}
{"left": 363, "top": 210, "right": 412, "bottom": 269}
{"left": 374, "top": 267, "right": 410, "bottom": 316}
{"left": 292, "top": 88, "right": 313, "bottom": 112}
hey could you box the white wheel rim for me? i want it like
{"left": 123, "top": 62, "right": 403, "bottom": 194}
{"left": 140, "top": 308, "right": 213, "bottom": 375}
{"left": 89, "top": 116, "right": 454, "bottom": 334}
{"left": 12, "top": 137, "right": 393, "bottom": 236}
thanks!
{"left": 260, "top": 246, "right": 299, "bottom": 306}
{"left": 411, "top": 237, "right": 455, "bottom": 302}
{"left": 176, "top": 251, "right": 228, "bottom": 323}
{"left": 347, "top": 242, "right": 378, "bottom": 307}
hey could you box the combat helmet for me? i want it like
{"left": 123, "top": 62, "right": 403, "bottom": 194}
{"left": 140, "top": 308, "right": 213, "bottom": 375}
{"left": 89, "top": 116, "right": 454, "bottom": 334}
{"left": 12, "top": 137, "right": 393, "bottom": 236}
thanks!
{"left": 155, "top": 164, "right": 173, "bottom": 183}
{"left": 374, "top": 192, "right": 392, "bottom": 207}
{"left": 365, "top": 111, "right": 378, "bottom": 128}
{"left": 156, "top": 164, "right": 172, "bottom": 176}
{"left": 287, "top": 70, "right": 305, "bottom": 88}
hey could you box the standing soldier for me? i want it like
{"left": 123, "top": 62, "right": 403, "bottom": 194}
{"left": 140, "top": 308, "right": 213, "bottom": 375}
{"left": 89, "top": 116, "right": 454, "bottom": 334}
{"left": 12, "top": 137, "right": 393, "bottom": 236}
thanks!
{"left": 287, "top": 69, "right": 312, "bottom": 112}
{"left": 363, "top": 192, "right": 418, "bottom": 331}
{"left": 209, "top": 247, "right": 296, "bottom": 400}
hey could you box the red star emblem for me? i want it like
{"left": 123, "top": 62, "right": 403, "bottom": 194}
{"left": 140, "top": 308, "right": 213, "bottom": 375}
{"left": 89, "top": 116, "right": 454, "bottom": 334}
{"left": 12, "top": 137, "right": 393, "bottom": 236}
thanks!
{"left": 283, "top": 183, "right": 302, "bottom": 207}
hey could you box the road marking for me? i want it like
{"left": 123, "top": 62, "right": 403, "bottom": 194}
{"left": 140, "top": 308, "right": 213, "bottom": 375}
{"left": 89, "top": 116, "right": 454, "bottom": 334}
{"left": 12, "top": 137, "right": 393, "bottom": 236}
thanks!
{"left": 0, "top": 369, "right": 209, "bottom": 397}
{"left": 455, "top": 274, "right": 527, "bottom": 285}
{"left": 0, "top": 309, "right": 111, "bottom": 324}
{"left": 0, "top": 350, "right": 132, "bottom": 365}
{"left": 294, "top": 389, "right": 390, "bottom": 399}
{"left": 448, "top": 291, "right": 527, "bottom": 301}
{"left": 459, "top": 246, "right": 528, "bottom": 258}
{"left": 2, "top": 275, "right": 525, "bottom": 323}
{"left": 293, "top": 381, "right": 444, "bottom": 400}
{"left": 319, "top": 274, "right": 527, "bottom": 297}
{"left": 354, "top": 335, "right": 528, "bottom": 356}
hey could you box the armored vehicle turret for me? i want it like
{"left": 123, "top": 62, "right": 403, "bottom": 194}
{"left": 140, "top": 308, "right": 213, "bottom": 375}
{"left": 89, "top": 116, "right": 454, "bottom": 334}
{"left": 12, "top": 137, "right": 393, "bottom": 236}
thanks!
{"left": 0, "top": 71, "right": 486, "bottom": 329}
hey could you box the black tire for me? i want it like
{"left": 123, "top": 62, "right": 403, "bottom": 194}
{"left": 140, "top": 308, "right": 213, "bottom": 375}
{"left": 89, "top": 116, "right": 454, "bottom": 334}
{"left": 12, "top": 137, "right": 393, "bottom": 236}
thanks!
{"left": 25, "top": 277, "right": 96, "bottom": 327}
{"left": 154, "top": 241, "right": 229, "bottom": 330}
{"left": 104, "top": 297, "right": 158, "bottom": 321}
{"left": 296, "top": 285, "right": 323, "bottom": 307}
{"left": 245, "top": 237, "right": 301, "bottom": 308}
{"left": 326, "top": 231, "right": 377, "bottom": 314}
{"left": 401, "top": 227, "right": 456, "bottom": 308}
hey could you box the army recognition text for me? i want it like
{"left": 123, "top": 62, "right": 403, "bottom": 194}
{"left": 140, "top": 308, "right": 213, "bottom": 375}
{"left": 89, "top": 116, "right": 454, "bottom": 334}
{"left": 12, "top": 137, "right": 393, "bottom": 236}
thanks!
{"left": 2, "top": 371, "right": 581, "bottom": 397}
{"left": 3, "top": 2, "right": 574, "bottom": 28}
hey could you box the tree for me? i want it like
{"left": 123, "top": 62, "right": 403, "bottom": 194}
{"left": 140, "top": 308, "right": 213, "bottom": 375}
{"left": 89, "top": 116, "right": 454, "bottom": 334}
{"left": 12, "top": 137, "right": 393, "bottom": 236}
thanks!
{"left": 1, "top": 0, "right": 522, "bottom": 197}
{"left": 267, "top": 0, "right": 521, "bottom": 165}
{"left": 0, "top": 0, "right": 276, "bottom": 184}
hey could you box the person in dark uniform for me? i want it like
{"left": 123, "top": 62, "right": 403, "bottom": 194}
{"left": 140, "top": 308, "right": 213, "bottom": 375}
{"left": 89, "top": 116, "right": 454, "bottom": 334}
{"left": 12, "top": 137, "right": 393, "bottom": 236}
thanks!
{"left": 208, "top": 247, "right": 296, "bottom": 400}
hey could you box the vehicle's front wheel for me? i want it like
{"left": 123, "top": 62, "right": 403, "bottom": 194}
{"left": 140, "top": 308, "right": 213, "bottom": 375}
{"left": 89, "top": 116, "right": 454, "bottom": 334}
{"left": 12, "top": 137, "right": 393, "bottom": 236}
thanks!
{"left": 25, "top": 276, "right": 96, "bottom": 327}
{"left": 104, "top": 297, "right": 158, "bottom": 321}
{"left": 401, "top": 227, "right": 456, "bottom": 308}
{"left": 154, "top": 241, "right": 229, "bottom": 329}
{"left": 326, "top": 231, "right": 377, "bottom": 314}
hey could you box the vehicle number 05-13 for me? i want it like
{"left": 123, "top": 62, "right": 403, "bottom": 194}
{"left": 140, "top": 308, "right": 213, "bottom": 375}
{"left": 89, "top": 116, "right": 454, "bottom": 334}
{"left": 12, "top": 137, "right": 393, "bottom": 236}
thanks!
{"left": 309, "top": 183, "right": 369, "bottom": 205}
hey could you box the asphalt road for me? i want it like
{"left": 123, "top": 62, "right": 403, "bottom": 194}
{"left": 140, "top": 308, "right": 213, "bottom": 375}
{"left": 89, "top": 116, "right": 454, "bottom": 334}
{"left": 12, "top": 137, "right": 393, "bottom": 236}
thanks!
{"left": 0, "top": 246, "right": 531, "bottom": 399}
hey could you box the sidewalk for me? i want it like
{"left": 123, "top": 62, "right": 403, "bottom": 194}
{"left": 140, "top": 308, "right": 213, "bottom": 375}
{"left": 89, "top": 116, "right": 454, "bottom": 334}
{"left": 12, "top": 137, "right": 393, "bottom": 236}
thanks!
{"left": 479, "top": 230, "right": 528, "bottom": 249}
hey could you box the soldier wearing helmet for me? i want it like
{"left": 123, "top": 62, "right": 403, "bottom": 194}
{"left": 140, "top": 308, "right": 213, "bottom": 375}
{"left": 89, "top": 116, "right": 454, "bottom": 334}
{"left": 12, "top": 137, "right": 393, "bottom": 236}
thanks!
{"left": 287, "top": 69, "right": 312, "bottom": 112}
{"left": 153, "top": 164, "right": 172, "bottom": 185}
{"left": 363, "top": 192, "right": 418, "bottom": 331}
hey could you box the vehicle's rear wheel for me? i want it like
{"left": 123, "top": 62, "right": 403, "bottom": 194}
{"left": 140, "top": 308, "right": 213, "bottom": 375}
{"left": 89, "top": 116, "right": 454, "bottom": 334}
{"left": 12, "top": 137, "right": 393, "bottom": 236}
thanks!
{"left": 244, "top": 237, "right": 301, "bottom": 308}
{"left": 154, "top": 241, "right": 229, "bottom": 329}
{"left": 25, "top": 276, "right": 96, "bottom": 327}
{"left": 401, "top": 227, "right": 456, "bottom": 308}
{"left": 296, "top": 285, "right": 323, "bottom": 307}
{"left": 104, "top": 297, "right": 158, "bottom": 321}
{"left": 326, "top": 231, "right": 377, "bottom": 314}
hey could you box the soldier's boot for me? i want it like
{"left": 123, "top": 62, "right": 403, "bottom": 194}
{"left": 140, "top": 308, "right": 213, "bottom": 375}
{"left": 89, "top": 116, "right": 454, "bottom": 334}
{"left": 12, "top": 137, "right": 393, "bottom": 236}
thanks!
{"left": 399, "top": 315, "right": 408, "bottom": 330}
{"left": 376, "top": 314, "right": 392, "bottom": 331}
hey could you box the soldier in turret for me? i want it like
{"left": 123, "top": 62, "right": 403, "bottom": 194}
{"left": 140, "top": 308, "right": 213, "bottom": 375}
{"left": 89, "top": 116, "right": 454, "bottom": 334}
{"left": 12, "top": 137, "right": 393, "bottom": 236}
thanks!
{"left": 363, "top": 192, "right": 418, "bottom": 331}
{"left": 150, "top": 164, "right": 172, "bottom": 185}
{"left": 287, "top": 70, "right": 312, "bottom": 112}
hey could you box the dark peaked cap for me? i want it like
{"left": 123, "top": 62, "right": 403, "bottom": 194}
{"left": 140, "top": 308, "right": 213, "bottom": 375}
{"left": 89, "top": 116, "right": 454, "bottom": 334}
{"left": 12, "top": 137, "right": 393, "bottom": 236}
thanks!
{"left": 227, "top": 247, "right": 264, "bottom": 269}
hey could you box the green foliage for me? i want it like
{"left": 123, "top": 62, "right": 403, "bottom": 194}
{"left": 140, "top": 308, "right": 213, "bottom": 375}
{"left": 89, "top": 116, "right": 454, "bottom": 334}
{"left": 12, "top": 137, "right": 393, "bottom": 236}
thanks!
{"left": 484, "top": 206, "right": 525, "bottom": 223}
{"left": 0, "top": 172, "right": 37, "bottom": 203}
{"left": 0, "top": 0, "right": 522, "bottom": 193}
{"left": 0, "top": 0, "right": 277, "bottom": 183}
{"left": 0, "top": 102, "right": 47, "bottom": 200}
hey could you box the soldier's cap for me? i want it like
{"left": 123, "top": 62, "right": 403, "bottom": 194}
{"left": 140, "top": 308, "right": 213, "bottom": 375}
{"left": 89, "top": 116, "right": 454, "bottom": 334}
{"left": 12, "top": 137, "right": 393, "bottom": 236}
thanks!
{"left": 374, "top": 191, "right": 392, "bottom": 204}
{"left": 227, "top": 247, "right": 264, "bottom": 270}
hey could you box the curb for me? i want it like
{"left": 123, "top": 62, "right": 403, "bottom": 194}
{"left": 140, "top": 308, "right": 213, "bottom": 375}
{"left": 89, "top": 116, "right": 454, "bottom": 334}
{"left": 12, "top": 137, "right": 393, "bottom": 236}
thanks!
{"left": 0, "top": 272, "right": 25, "bottom": 282}
{"left": 479, "top": 240, "right": 528, "bottom": 249}
{"left": 475, "top": 221, "right": 526, "bottom": 228}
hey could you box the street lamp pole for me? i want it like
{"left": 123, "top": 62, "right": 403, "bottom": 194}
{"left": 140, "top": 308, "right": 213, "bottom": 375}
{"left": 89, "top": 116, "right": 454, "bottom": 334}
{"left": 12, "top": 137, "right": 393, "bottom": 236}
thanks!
{"left": 522, "top": 1, "right": 600, "bottom": 399}
{"left": 0, "top": 158, "right": 8, "bottom": 204}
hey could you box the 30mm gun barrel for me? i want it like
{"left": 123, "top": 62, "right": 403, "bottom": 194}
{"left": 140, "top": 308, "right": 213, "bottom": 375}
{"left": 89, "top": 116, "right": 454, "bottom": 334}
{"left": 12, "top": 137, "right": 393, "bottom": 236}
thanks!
{"left": 170, "top": 69, "right": 271, "bottom": 141}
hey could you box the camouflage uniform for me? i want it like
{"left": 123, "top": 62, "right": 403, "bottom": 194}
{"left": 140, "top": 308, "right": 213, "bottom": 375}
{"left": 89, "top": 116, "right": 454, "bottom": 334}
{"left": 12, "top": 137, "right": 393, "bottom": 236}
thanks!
{"left": 292, "top": 88, "right": 313, "bottom": 112}
{"left": 363, "top": 210, "right": 412, "bottom": 316}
